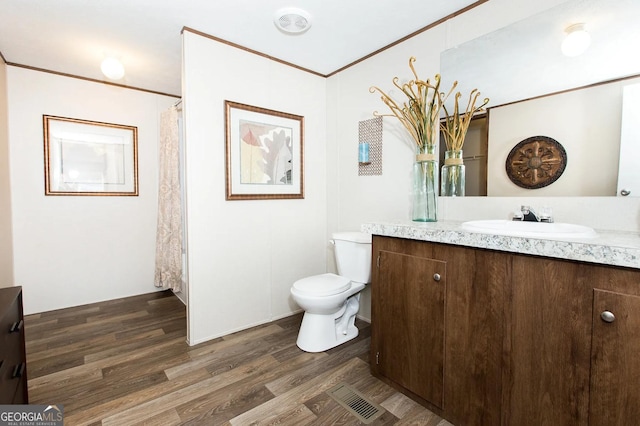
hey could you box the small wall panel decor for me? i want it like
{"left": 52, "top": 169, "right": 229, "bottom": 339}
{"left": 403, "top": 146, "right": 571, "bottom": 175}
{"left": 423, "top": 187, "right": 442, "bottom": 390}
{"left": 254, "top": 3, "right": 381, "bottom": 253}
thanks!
{"left": 358, "top": 117, "right": 383, "bottom": 176}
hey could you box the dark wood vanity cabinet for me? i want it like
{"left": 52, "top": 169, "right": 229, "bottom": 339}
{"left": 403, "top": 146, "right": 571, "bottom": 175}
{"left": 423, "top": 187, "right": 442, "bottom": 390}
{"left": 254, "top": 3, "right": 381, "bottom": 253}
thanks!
{"left": 373, "top": 249, "right": 446, "bottom": 408}
{"left": 371, "top": 236, "right": 640, "bottom": 426}
{"left": 371, "top": 236, "right": 506, "bottom": 426}
{"left": 589, "top": 289, "right": 640, "bottom": 425}
{"left": 506, "top": 255, "right": 594, "bottom": 425}
{"left": 508, "top": 256, "right": 640, "bottom": 426}
{"left": 0, "top": 286, "right": 28, "bottom": 404}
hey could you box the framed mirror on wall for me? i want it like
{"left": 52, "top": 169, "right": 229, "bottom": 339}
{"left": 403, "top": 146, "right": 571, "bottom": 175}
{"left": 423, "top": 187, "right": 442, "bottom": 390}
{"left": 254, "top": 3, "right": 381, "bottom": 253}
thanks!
{"left": 440, "top": 0, "right": 640, "bottom": 197}
{"left": 43, "top": 115, "right": 138, "bottom": 196}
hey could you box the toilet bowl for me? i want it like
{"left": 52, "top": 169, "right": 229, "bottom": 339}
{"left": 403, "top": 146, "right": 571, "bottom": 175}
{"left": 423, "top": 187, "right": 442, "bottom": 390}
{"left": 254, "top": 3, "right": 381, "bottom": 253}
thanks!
{"left": 290, "top": 232, "right": 372, "bottom": 352}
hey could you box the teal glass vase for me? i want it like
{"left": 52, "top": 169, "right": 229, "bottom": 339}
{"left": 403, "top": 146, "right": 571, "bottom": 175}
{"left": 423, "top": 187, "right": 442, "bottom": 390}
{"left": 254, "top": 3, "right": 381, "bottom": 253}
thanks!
{"left": 412, "top": 145, "right": 438, "bottom": 222}
{"left": 441, "top": 149, "right": 465, "bottom": 197}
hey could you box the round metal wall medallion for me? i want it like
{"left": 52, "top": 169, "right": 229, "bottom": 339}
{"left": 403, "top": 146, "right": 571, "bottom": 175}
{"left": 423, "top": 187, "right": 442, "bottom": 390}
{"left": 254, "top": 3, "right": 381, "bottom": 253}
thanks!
{"left": 505, "top": 136, "right": 567, "bottom": 189}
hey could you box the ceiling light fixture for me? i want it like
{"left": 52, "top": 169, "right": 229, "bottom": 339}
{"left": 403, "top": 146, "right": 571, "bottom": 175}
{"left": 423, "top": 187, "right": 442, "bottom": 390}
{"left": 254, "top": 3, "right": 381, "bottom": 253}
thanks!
{"left": 274, "top": 7, "right": 312, "bottom": 35}
{"left": 100, "top": 56, "right": 125, "bottom": 80}
{"left": 561, "top": 23, "right": 591, "bottom": 57}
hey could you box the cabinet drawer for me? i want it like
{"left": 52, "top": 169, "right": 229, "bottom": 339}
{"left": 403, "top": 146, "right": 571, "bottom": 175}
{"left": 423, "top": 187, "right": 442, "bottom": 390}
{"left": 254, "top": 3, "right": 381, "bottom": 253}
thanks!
{"left": 0, "top": 295, "right": 21, "bottom": 336}
{"left": 0, "top": 359, "right": 24, "bottom": 404}
{"left": 11, "top": 373, "right": 27, "bottom": 404}
{"left": 0, "top": 332, "right": 25, "bottom": 404}
{"left": 1, "top": 322, "right": 25, "bottom": 362}
{"left": 0, "top": 287, "right": 28, "bottom": 405}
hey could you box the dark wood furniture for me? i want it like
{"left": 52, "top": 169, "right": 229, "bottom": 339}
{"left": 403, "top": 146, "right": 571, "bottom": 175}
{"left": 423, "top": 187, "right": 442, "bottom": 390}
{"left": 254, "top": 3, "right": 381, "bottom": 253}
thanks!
{"left": 0, "top": 286, "right": 28, "bottom": 404}
{"left": 370, "top": 236, "right": 640, "bottom": 426}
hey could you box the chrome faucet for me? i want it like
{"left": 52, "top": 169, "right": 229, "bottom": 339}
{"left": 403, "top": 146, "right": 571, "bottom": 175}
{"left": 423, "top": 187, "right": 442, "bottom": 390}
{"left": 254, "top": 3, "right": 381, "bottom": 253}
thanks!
{"left": 513, "top": 205, "right": 553, "bottom": 222}
{"left": 520, "top": 205, "right": 539, "bottom": 222}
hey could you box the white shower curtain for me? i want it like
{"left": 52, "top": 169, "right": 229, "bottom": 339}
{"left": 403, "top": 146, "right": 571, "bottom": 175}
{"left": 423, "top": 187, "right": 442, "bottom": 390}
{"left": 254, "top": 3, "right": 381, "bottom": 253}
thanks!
{"left": 154, "top": 105, "right": 184, "bottom": 292}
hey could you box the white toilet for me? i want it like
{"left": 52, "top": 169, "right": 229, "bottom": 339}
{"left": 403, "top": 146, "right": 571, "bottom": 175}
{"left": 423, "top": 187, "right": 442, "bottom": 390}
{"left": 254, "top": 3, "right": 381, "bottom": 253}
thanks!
{"left": 290, "top": 231, "right": 372, "bottom": 352}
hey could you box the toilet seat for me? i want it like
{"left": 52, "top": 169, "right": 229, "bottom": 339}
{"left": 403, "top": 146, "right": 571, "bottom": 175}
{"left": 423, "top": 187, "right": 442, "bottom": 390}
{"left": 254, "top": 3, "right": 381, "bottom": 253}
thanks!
{"left": 292, "top": 273, "right": 351, "bottom": 297}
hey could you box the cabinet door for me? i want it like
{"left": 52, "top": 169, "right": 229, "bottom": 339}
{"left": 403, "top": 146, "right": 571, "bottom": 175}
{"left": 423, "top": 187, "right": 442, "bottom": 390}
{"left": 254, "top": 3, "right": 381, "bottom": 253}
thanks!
{"left": 507, "top": 255, "right": 592, "bottom": 425}
{"left": 590, "top": 289, "right": 640, "bottom": 426}
{"left": 441, "top": 245, "right": 505, "bottom": 426}
{"left": 373, "top": 249, "right": 446, "bottom": 408}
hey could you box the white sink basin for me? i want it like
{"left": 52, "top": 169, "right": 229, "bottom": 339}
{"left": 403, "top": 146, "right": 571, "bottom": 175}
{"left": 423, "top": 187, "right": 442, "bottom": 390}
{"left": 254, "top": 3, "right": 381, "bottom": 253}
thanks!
{"left": 461, "top": 220, "right": 598, "bottom": 239}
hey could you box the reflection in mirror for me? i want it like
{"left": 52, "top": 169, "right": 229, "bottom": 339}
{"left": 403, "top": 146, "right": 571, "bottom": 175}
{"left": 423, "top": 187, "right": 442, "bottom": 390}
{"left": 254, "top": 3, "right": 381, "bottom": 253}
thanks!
{"left": 441, "top": 0, "right": 640, "bottom": 107}
{"left": 439, "top": 116, "right": 487, "bottom": 196}
{"left": 617, "top": 83, "right": 640, "bottom": 198}
{"left": 487, "top": 76, "right": 640, "bottom": 197}
{"left": 440, "top": 0, "right": 640, "bottom": 197}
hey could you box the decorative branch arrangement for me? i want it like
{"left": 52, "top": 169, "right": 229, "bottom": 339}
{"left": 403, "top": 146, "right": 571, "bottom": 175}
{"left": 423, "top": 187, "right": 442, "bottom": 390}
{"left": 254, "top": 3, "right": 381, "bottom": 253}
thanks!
{"left": 369, "top": 56, "right": 489, "bottom": 153}
{"left": 368, "top": 55, "right": 491, "bottom": 209}
{"left": 369, "top": 57, "right": 456, "bottom": 151}
{"left": 440, "top": 89, "right": 489, "bottom": 151}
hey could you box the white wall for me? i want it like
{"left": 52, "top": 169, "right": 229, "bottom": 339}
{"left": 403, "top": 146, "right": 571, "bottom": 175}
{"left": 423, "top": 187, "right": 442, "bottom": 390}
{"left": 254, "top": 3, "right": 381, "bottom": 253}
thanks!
{"left": 0, "top": 61, "right": 14, "bottom": 288}
{"left": 182, "top": 31, "right": 328, "bottom": 345}
{"left": 327, "top": 0, "right": 640, "bottom": 321}
{"left": 488, "top": 76, "right": 640, "bottom": 196}
{"left": 6, "top": 67, "right": 177, "bottom": 314}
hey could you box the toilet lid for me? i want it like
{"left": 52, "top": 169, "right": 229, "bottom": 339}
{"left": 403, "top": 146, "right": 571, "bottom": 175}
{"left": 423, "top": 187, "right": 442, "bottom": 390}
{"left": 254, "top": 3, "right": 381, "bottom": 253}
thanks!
{"left": 292, "top": 273, "right": 351, "bottom": 296}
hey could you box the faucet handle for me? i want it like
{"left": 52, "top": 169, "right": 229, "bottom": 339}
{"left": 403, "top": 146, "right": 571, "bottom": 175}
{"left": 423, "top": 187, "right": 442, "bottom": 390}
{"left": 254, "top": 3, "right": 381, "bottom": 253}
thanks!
{"left": 539, "top": 206, "right": 554, "bottom": 223}
{"left": 512, "top": 209, "right": 524, "bottom": 221}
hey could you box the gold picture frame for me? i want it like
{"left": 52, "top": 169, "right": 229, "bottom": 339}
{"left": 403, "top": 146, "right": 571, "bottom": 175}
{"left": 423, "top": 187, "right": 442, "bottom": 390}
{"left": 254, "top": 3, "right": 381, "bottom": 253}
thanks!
{"left": 43, "top": 115, "right": 138, "bottom": 196}
{"left": 225, "top": 101, "right": 304, "bottom": 200}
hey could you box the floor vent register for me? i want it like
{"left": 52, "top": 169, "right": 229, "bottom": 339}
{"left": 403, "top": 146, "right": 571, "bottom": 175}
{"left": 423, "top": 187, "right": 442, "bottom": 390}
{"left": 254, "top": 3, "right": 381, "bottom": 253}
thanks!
{"left": 326, "top": 382, "right": 386, "bottom": 424}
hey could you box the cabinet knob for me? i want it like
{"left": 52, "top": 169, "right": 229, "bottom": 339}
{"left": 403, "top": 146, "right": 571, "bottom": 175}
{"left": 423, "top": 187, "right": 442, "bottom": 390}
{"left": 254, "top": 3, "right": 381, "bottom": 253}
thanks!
{"left": 620, "top": 189, "right": 631, "bottom": 196}
{"left": 600, "top": 311, "right": 616, "bottom": 323}
{"left": 433, "top": 273, "right": 441, "bottom": 282}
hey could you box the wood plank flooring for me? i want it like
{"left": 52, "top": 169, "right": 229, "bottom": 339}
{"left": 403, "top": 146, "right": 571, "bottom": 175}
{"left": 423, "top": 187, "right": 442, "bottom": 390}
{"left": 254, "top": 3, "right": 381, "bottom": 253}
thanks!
{"left": 24, "top": 291, "right": 451, "bottom": 425}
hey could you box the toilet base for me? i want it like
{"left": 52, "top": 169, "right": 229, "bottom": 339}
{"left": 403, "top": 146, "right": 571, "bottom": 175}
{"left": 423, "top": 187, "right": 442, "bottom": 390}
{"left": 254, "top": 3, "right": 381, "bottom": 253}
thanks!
{"left": 296, "top": 295, "right": 361, "bottom": 353}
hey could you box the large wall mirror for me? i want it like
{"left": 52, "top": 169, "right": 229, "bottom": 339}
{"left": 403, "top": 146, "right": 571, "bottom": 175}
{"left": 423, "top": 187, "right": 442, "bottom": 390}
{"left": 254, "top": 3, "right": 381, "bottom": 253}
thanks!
{"left": 440, "top": 0, "right": 640, "bottom": 197}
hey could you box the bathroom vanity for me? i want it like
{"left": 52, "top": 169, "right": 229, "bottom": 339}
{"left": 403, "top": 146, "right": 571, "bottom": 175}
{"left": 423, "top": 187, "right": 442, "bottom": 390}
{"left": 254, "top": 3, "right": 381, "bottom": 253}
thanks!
{"left": 363, "top": 221, "right": 640, "bottom": 426}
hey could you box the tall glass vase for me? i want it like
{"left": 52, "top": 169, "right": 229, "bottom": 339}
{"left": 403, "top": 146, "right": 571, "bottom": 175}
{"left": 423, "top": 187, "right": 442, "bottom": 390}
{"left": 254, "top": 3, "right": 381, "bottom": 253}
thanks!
{"left": 412, "top": 145, "right": 438, "bottom": 222}
{"left": 441, "top": 149, "right": 465, "bottom": 197}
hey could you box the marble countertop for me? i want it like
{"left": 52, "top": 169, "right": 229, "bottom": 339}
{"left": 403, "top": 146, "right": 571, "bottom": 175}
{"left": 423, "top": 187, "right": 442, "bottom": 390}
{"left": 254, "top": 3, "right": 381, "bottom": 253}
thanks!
{"left": 361, "top": 220, "right": 640, "bottom": 270}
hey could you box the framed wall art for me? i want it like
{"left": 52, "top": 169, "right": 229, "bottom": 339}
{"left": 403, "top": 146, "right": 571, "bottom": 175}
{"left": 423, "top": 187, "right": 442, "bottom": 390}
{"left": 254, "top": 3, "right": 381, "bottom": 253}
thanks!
{"left": 43, "top": 115, "right": 138, "bottom": 196}
{"left": 225, "top": 101, "right": 304, "bottom": 200}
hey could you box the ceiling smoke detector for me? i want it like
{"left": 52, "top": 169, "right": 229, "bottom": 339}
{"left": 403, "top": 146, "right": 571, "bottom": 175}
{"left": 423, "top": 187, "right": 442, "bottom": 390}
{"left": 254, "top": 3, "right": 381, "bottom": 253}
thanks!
{"left": 274, "top": 7, "right": 312, "bottom": 35}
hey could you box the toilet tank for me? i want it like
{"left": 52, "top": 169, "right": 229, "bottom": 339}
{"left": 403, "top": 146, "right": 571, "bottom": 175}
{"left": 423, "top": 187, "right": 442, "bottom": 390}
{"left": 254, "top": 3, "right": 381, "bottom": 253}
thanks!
{"left": 332, "top": 232, "right": 372, "bottom": 284}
